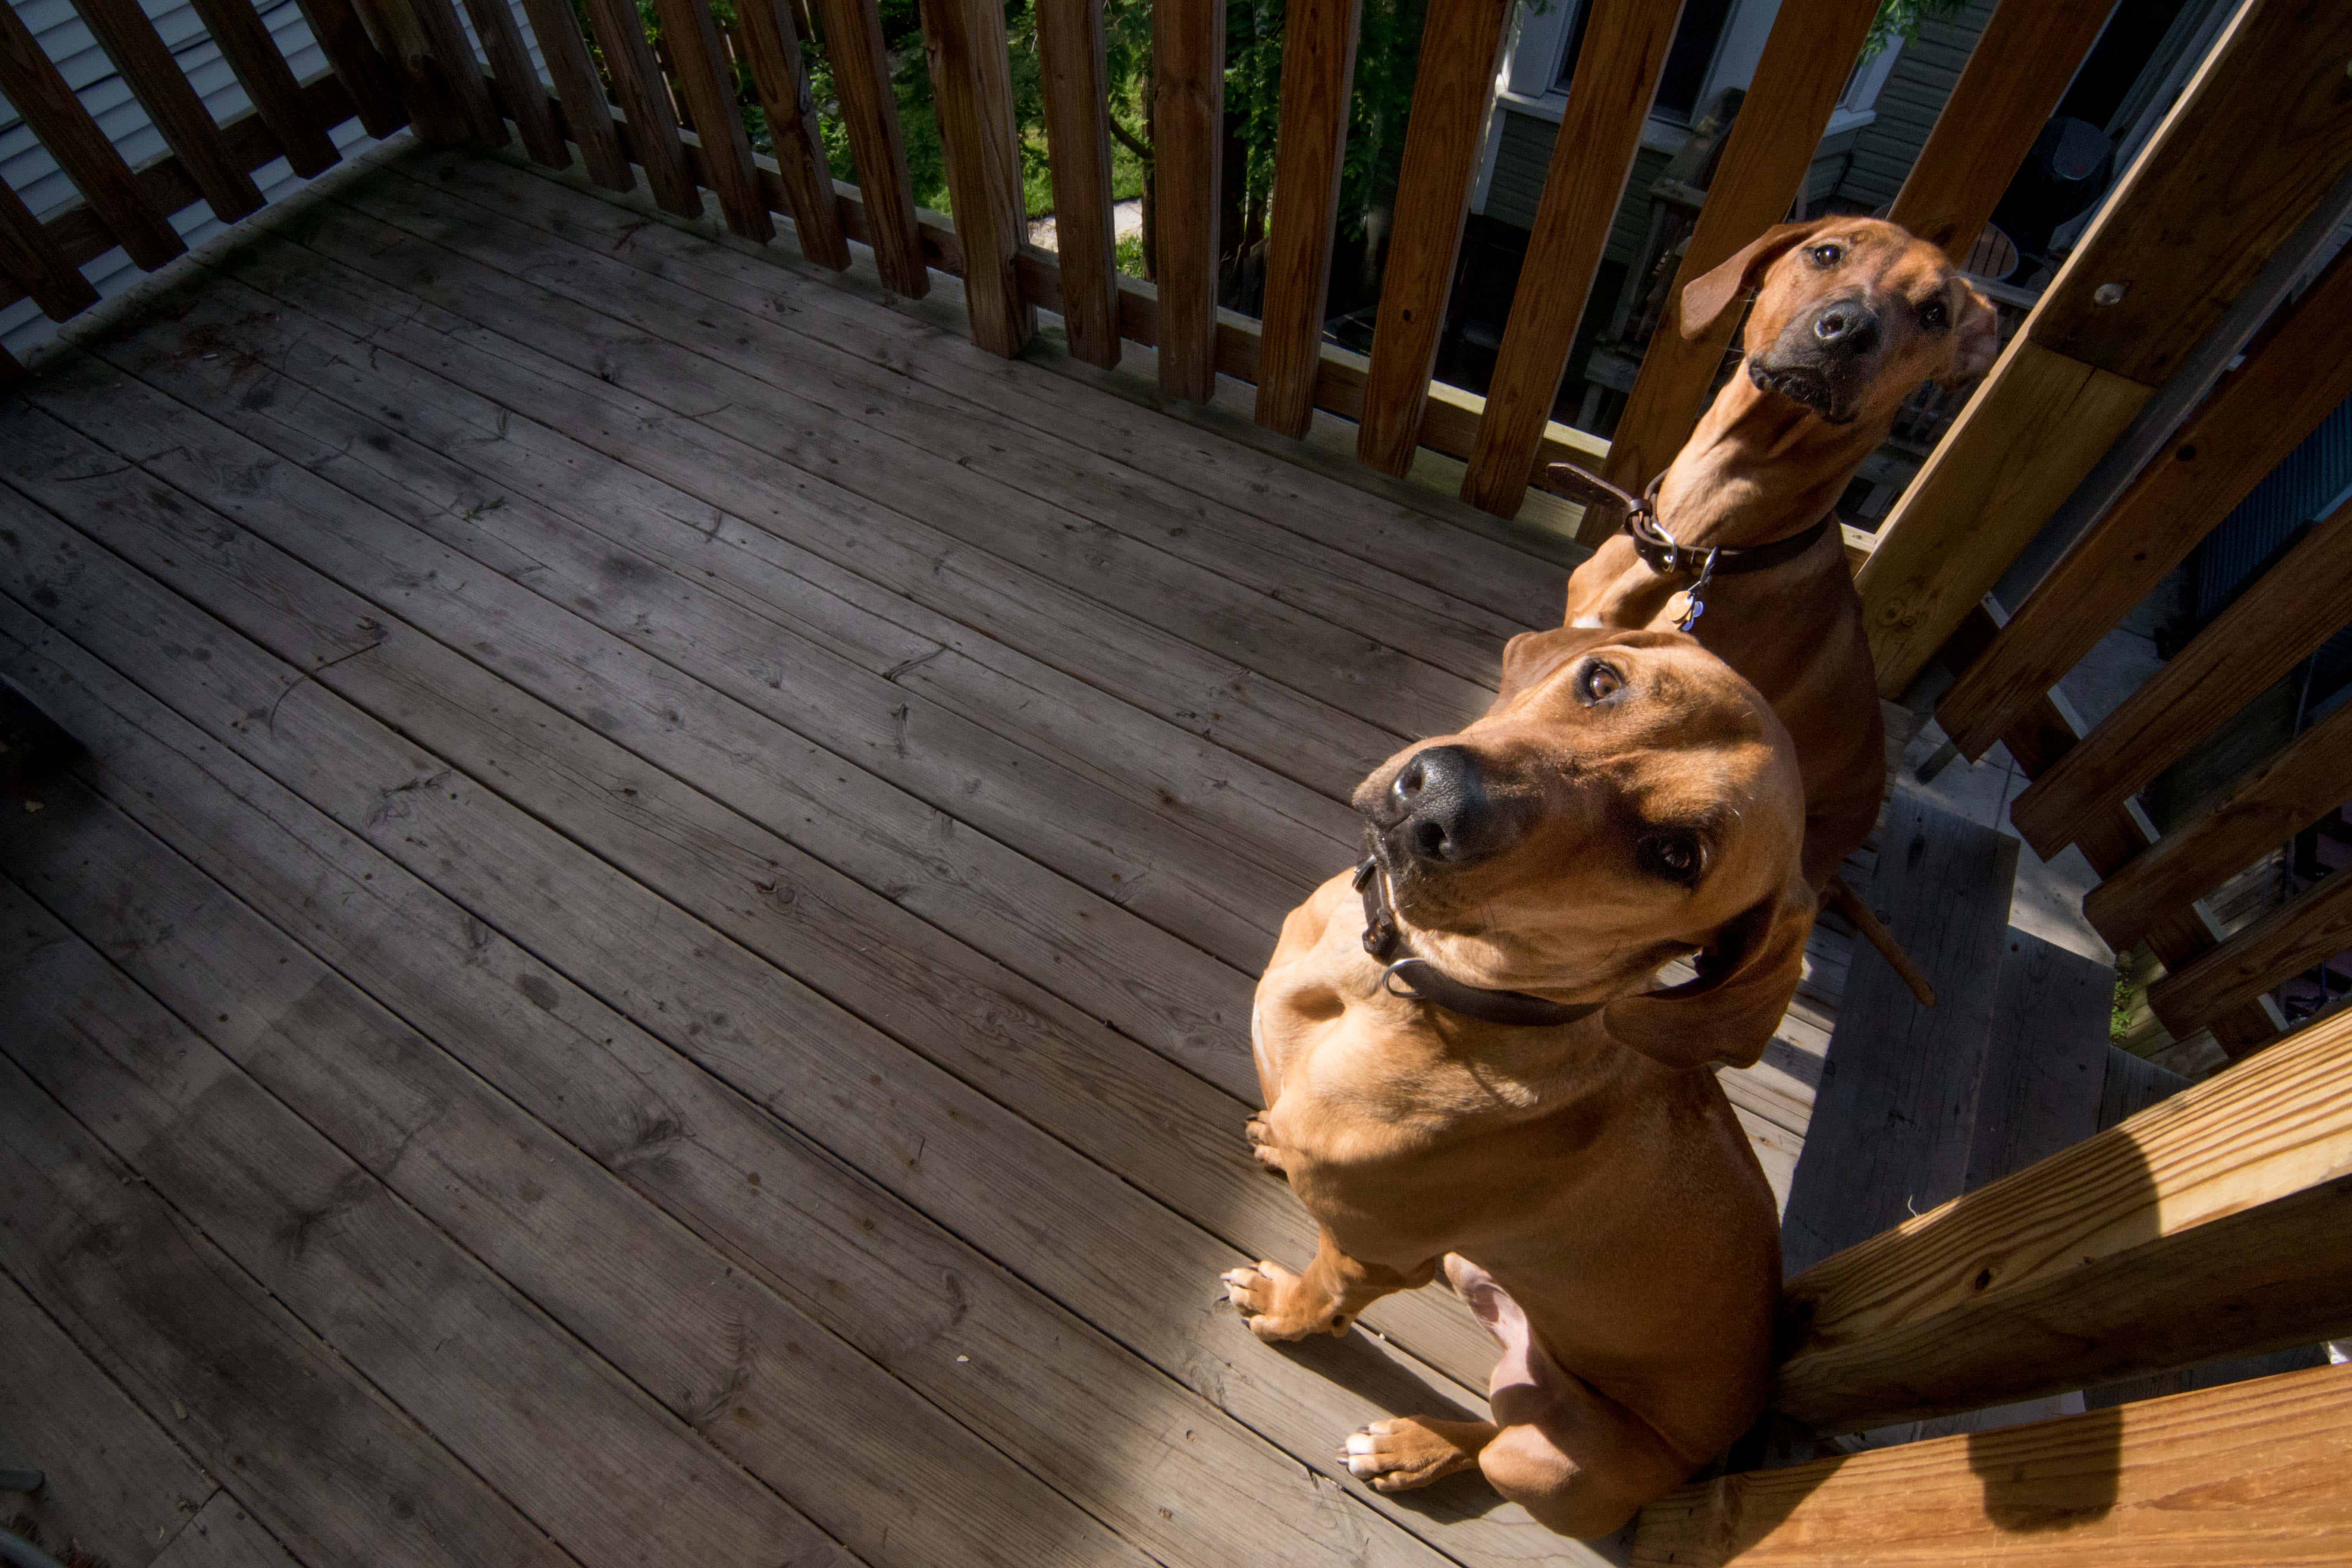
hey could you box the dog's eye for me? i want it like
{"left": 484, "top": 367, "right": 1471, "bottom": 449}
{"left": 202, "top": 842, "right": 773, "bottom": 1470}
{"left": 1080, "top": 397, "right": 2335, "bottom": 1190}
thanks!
{"left": 1808, "top": 243, "right": 1842, "bottom": 268}
{"left": 1919, "top": 299, "right": 1949, "bottom": 331}
{"left": 1639, "top": 832, "right": 1704, "bottom": 886}
{"left": 1578, "top": 661, "right": 1624, "bottom": 703}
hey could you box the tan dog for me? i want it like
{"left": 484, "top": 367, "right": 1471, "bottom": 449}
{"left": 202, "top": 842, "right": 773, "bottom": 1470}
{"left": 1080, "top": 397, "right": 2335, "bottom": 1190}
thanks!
{"left": 1224, "top": 627, "right": 1813, "bottom": 1537}
{"left": 1563, "top": 218, "right": 2000, "bottom": 894}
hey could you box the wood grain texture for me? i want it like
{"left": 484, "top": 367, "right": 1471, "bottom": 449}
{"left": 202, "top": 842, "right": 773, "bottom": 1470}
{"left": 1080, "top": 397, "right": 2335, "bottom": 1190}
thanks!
{"left": 2085, "top": 699, "right": 2352, "bottom": 952}
{"left": 150, "top": 1494, "right": 303, "bottom": 1568}
{"left": 733, "top": 0, "right": 850, "bottom": 266}
{"left": 459, "top": 0, "right": 569, "bottom": 168}
{"left": 1151, "top": 0, "right": 1223, "bottom": 401}
{"left": 0, "top": 887, "right": 859, "bottom": 1568}
{"left": 0, "top": 175, "right": 100, "bottom": 322}
{"left": 1354, "top": 0, "right": 1508, "bottom": 475}
{"left": 1960, "top": 931, "right": 2111, "bottom": 1196}
{"left": 2024, "top": 0, "right": 2352, "bottom": 385}
{"left": 1461, "top": 0, "right": 1682, "bottom": 516}
{"left": 0, "top": 604, "right": 1483, "bottom": 1568}
{"left": 0, "top": 1056, "right": 578, "bottom": 1568}
{"left": 918, "top": 0, "right": 1030, "bottom": 353}
{"left": 0, "top": 1269, "right": 216, "bottom": 1568}
{"left": 1937, "top": 248, "right": 2352, "bottom": 759}
{"left": 808, "top": 0, "right": 929, "bottom": 296}
{"left": 651, "top": 0, "right": 773, "bottom": 239}
{"left": 1776, "top": 1173, "right": 2352, "bottom": 1432}
{"left": 513, "top": 0, "right": 633, "bottom": 189}
{"left": 2010, "top": 490, "right": 2352, "bottom": 858}
{"left": 1780, "top": 794, "right": 2018, "bottom": 1276}
{"left": 1782, "top": 1002, "right": 2352, "bottom": 1363}
{"left": 1886, "top": 0, "right": 2111, "bottom": 260}
{"left": 1596, "top": 0, "right": 1878, "bottom": 494}
{"left": 1637, "top": 1359, "right": 2352, "bottom": 1566}
{"left": 0, "top": 0, "right": 185, "bottom": 269}
{"left": 288, "top": 0, "right": 408, "bottom": 137}
{"left": 1034, "top": 0, "right": 1118, "bottom": 367}
{"left": 72, "top": 0, "right": 265, "bottom": 222}
{"left": 2150, "top": 869, "right": 2352, "bottom": 1038}
{"left": 1251, "top": 0, "right": 1361, "bottom": 437}
{"left": 578, "top": 0, "right": 699, "bottom": 214}
{"left": 0, "top": 767, "right": 1137, "bottom": 1568}
{"left": 1858, "top": 336, "right": 2151, "bottom": 700}
{"left": 186, "top": 0, "right": 344, "bottom": 174}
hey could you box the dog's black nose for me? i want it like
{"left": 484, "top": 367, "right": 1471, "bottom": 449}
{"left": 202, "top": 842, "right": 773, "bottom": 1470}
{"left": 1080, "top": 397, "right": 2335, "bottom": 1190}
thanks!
{"left": 1390, "top": 745, "right": 1491, "bottom": 863}
{"left": 1811, "top": 301, "right": 1881, "bottom": 356}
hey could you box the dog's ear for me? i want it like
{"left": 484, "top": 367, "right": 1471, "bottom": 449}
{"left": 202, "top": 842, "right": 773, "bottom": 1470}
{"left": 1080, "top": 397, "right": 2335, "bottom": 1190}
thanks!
{"left": 1602, "top": 875, "right": 1817, "bottom": 1071}
{"left": 1679, "top": 220, "right": 1833, "bottom": 341}
{"left": 1945, "top": 280, "right": 2002, "bottom": 383}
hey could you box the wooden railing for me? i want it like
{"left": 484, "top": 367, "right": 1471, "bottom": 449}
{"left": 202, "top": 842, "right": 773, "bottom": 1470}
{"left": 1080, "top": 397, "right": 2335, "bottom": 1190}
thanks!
{"left": 1, "top": 0, "right": 2350, "bottom": 1557}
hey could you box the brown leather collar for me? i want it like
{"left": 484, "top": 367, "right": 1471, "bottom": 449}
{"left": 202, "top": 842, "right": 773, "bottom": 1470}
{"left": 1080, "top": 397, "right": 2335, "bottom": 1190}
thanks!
{"left": 1355, "top": 857, "right": 1603, "bottom": 1029}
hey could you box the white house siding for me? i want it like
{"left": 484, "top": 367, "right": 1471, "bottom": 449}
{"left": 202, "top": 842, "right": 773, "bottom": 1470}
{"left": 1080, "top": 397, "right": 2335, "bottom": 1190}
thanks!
{"left": 0, "top": 0, "right": 552, "bottom": 358}
{"left": 1832, "top": 0, "right": 1998, "bottom": 214}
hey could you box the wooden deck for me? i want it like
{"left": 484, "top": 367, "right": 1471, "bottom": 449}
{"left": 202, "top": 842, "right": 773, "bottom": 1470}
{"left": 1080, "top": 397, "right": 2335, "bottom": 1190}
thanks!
{"left": 0, "top": 146, "right": 1842, "bottom": 1568}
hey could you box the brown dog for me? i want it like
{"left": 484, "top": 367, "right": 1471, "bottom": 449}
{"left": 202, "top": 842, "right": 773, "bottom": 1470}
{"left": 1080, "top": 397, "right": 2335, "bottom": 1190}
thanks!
{"left": 1563, "top": 218, "right": 2000, "bottom": 893}
{"left": 1224, "top": 626, "right": 1813, "bottom": 1537}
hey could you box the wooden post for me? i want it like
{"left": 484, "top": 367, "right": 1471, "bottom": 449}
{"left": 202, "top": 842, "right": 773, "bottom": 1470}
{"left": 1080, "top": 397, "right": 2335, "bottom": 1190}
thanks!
{"left": 186, "top": 0, "right": 346, "bottom": 175}
{"left": 1251, "top": 0, "right": 1362, "bottom": 438}
{"left": 1152, "top": 0, "right": 1223, "bottom": 402}
{"left": 808, "top": 0, "right": 929, "bottom": 297}
{"left": 0, "top": 0, "right": 184, "bottom": 269}
{"left": 1637, "top": 1361, "right": 2352, "bottom": 1566}
{"left": 918, "top": 0, "right": 1031, "bottom": 355}
{"left": 733, "top": 0, "right": 850, "bottom": 268}
{"left": 1459, "top": 0, "right": 1689, "bottom": 518}
{"left": 2009, "top": 491, "right": 2352, "bottom": 860}
{"left": 1859, "top": 0, "right": 2352, "bottom": 698}
{"left": 289, "top": 0, "right": 408, "bottom": 139}
{"left": 577, "top": 0, "right": 702, "bottom": 217}
{"left": 0, "top": 178, "right": 99, "bottom": 322}
{"left": 1353, "top": 0, "right": 1509, "bottom": 477}
{"left": 1034, "top": 0, "right": 1118, "bottom": 368}
{"left": 1937, "top": 247, "right": 2352, "bottom": 759}
{"left": 458, "top": 0, "right": 570, "bottom": 169}
{"left": 2083, "top": 699, "right": 2352, "bottom": 954}
{"left": 1887, "top": 0, "right": 2111, "bottom": 261}
{"left": 649, "top": 0, "right": 774, "bottom": 241}
{"left": 512, "top": 0, "right": 635, "bottom": 191}
{"left": 72, "top": 0, "right": 265, "bottom": 223}
{"left": 1594, "top": 0, "right": 1880, "bottom": 498}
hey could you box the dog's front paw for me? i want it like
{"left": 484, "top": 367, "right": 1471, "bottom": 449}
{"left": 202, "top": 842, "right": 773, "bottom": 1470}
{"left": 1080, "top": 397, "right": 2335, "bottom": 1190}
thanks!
{"left": 1220, "top": 1259, "right": 1352, "bottom": 1341}
{"left": 1244, "top": 1114, "right": 1287, "bottom": 1176}
{"left": 1341, "top": 1416, "right": 1492, "bottom": 1492}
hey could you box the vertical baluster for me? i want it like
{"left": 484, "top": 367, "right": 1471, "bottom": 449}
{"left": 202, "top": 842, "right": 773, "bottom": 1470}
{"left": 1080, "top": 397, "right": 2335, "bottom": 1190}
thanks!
{"left": 458, "top": 0, "right": 570, "bottom": 168}
{"left": 578, "top": 0, "right": 702, "bottom": 216}
{"left": 72, "top": 0, "right": 265, "bottom": 223}
{"left": 1596, "top": 0, "right": 1881, "bottom": 498}
{"left": 512, "top": 0, "right": 633, "bottom": 189}
{"left": 1353, "top": 0, "right": 1509, "bottom": 477}
{"left": 1151, "top": 0, "right": 1222, "bottom": 401}
{"left": 1035, "top": 0, "right": 1118, "bottom": 367}
{"left": 733, "top": 0, "right": 850, "bottom": 268}
{"left": 651, "top": 0, "right": 774, "bottom": 240}
{"left": 808, "top": 0, "right": 929, "bottom": 297}
{"left": 0, "top": 0, "right": 184, "bottom": 269}
{"left": 1251, "top": 0, "right": 1360, "bottom": 438}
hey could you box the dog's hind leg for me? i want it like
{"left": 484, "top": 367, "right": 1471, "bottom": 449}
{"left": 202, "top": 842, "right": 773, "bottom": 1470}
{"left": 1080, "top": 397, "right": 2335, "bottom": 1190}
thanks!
{"left": 1222, "top": 1228, "right": 1436, "bottom": 1341}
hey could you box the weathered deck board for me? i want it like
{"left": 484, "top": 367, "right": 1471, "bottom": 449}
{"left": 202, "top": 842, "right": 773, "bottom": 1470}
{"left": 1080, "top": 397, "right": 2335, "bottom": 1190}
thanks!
{"left": 0, "top": 149, "right": 1865, "bottom": 1568}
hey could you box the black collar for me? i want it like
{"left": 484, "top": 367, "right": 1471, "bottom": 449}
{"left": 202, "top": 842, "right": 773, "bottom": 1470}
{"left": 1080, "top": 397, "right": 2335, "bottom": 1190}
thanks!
{"left": 1354, "top": 858, "right": 1604, "bottom": 1029}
